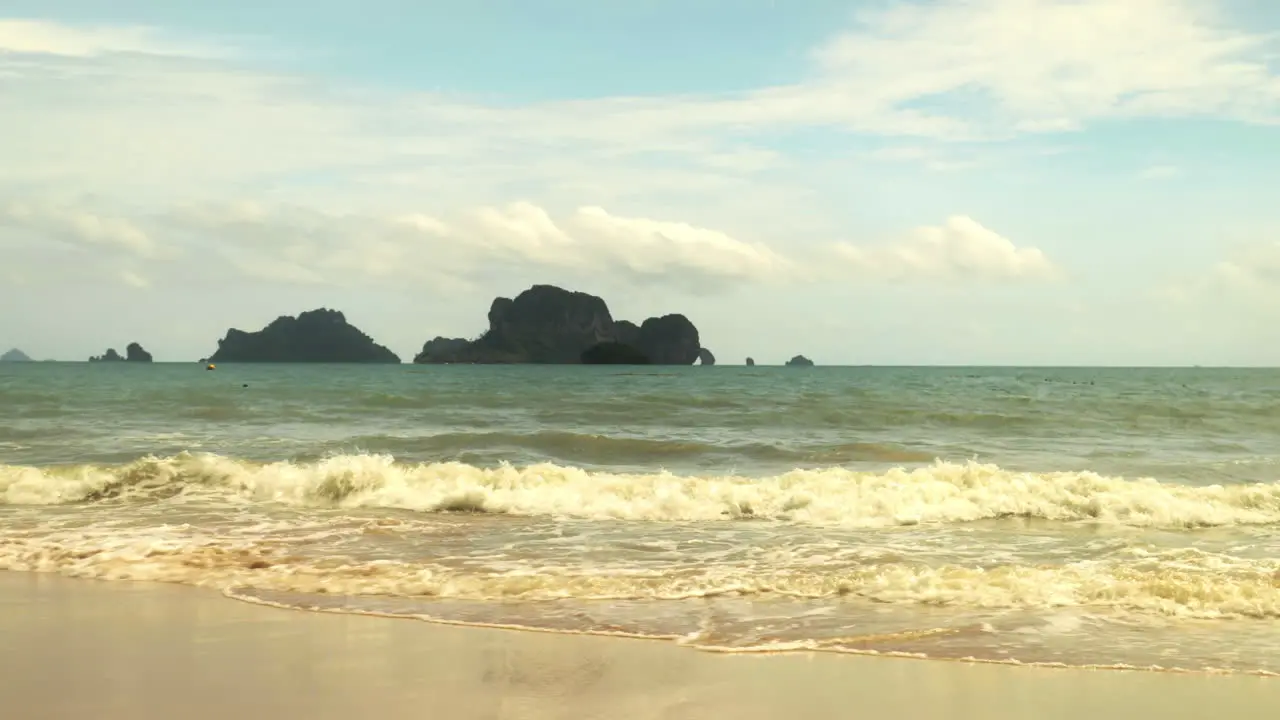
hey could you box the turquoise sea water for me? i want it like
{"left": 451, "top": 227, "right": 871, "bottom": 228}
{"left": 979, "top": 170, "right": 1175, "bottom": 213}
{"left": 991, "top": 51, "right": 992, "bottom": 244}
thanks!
{"left": 2, "top": 363, "right": 1280, "bottom": 673}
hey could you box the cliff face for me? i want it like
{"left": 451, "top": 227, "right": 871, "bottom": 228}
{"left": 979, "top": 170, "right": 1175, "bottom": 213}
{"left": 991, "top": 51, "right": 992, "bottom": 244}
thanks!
{"left": 614, "top": 320, "right": 641, "bottom": 346}
{"left": 635, "top": 314, "right": 701, "bottom": 365}
{"left": 208, "top": 309, "right": 400, "bottom": 363}
{"left": 581, "top": 342, "right": 651, "bottom": 364}
{"left": 125, "top": 343, "right": 153, "bottom": 362}
{"left": 697, "top": 348, "right": 716, "bottom": 366}
{"left": 480, "top": 285, "right": 616, "bottom": 363}
{"left": 414, "top": 285, "right": 712, "bottom": 365}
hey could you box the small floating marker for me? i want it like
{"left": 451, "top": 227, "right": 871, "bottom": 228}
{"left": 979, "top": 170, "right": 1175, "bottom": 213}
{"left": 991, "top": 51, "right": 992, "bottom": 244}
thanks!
{"left": 206, "top": 363, "right": 216, "bottom": 371}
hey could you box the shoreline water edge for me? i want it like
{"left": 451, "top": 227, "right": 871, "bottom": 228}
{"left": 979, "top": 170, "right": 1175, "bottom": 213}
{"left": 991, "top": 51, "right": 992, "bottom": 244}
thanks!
{"left": 4, "top": 572, "right": 1279, "bottom": 720}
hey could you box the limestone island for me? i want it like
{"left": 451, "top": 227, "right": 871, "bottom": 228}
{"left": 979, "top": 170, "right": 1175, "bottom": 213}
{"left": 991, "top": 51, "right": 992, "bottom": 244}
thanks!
{"left": 1, "top": 348, "right": 32, "bottom": 362}
{"left": 207, "top": 308, "right": 400, "bottom": 363}
{"left": 90, "top": 342, "right": 153, "bottom": 362}
{"left": 785, "top": 354, "right": 815, "bottom": 367}
{"left": 414, "top": 284, "right": 713, "bottom": 365}
{"left": 745, "top": 357, "right": 755, "bottom": 366}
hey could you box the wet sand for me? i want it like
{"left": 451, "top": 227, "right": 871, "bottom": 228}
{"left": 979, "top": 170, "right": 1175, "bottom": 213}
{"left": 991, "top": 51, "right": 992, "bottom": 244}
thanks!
{"left": 1, "top": 571, "right": 1277, "bottom": 720}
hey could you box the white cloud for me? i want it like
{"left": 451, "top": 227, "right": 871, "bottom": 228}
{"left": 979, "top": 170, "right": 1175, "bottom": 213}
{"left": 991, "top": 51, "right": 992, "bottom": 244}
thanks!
{"left": 0, "top": 200, "right": 158, "bottom": 257}
{"left": 458, "top": 203, "right": 797, "bottom": 287}
{"left": 118, "top": 270, "right": 149, "bottom": 289}
{"left": 0, "top": 1, "right": 1276, "bottom": 206}
{"left": 831, "top": 216, "right": 1059, "bottom": 282}
{"left": 813, "top": 0, "right": 1280, "bottom": 133}
{"left": 572, "top": 205, "right": 799, "bottom": 285}
{"left": 462, "top": 203, "right": 581, "bottom": 268}
{"left": 1148, "top": 237, "right": 1280, "bottom": 323}
{"left": 868, "top": 145, "right": 979, "bottom": 172}
{"left": 0, "top": 19, "right": 231, "bottom": 58}
{"left": 3, "top": 196, "right": 1048, "bottom": 292}
{"left": 146, "top": 201, "right": 797, "bottom": 292}
{"left": 159, "top": 203, "right": 456, "bottom": 287}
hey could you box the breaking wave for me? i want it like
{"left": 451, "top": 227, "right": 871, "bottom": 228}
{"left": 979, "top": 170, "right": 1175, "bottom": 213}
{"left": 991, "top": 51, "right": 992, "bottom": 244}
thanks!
{"left": 3, "top": 452, "right": 1280, "bottom": 528}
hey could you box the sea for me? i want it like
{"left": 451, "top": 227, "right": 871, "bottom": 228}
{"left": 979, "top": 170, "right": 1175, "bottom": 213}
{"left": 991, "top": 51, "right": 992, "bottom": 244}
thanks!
{"left": 2, "top": 363, "right": 1279, "bottom": 675}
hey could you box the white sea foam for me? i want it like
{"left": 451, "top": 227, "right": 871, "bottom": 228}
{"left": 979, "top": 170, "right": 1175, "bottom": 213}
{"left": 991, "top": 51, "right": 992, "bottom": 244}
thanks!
{"left": 3, "top": 452, "right": 1280, "bottom": 529}
{"left": 2, "top": 526, "right": 1279, "bottom": 619}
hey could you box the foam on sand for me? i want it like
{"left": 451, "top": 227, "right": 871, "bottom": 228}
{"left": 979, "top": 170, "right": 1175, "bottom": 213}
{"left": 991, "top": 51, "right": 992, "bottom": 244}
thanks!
{"left": 1, "top": 572, "right": 1277, "bottom": 720}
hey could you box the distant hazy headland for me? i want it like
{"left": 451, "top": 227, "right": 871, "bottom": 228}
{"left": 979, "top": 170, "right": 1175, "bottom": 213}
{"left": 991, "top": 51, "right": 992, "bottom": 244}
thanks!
{"left": 10, "top": 283, "right": 815, "bottom": 366}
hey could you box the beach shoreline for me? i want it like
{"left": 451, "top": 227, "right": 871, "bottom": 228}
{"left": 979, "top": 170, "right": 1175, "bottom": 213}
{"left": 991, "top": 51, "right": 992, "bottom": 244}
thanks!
{"left": 2, "top": 571, "right": 1277, "bottom": 720}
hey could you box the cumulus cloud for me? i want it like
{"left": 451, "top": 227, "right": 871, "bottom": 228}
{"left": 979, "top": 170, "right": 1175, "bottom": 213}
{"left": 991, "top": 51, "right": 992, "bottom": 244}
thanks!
{"left": 149, "top": 201, "right": 797, "bottom": 292}
{"left": 456, "top": 203, "right": 796, "bottom": 287}
{"left": 830, "top": 216, "right": 1058, "bottom": 282}
{"left": 4, "top": 196, "right": 1048, "bottom": 291}
{"left": 0, "top": 200, "right": 157, "bottom": 257}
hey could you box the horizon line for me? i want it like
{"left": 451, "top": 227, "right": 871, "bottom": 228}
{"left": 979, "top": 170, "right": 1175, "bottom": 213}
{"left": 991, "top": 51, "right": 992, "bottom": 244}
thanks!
{"left": 6, "top": 361, "right": 1276, "bottom": 369}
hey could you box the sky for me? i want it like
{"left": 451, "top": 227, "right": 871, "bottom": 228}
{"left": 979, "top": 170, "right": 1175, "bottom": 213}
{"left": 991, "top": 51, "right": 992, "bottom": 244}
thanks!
{"left": 1, "top": 0, "right": 1279, "bottom": 365}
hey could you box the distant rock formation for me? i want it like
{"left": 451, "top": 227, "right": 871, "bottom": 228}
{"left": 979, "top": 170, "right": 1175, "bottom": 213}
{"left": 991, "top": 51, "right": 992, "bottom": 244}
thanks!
{"left": 745, "top": 357, "right": 755, "bottom": 366}
{"left": 697, "top": 348, "right": 716, "bottom": 366}
{"left": 89, "top": 343, "right": 153, "bottom": 362}
{"left": 125, "top": 343, "right": 153, "bottom": 362}
{"left": 0, "top": 348, "right": 31, "bottom": 362}
{"left": 581, "top": 342, "right": 651, "bottom": 364}
{"left": 208, "top": 309, "right": 400, "bottom": 363}
{"left": 413, "top": 284, "right": 711, "bottom": 365}
{"left": 636, "top": 315, "right": 701, "bottom": 365}
{"left": 412, "top": 337, "right": 471, "bottom": 364}
{"left": 614, "top": 320, "right": 640, "bottom": 345}
{"left": 785, "top": 354, "right": 815, "bottom": 367}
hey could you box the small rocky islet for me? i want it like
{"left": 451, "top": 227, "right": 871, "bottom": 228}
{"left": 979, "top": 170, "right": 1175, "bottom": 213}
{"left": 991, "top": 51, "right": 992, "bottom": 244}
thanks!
{"left": 1, "top": 348, "right": 33, "bottom": 362}
{"left": 89, "top": 342, "right": 153, "bottom": 362}
{"left": 206, "top": 308, "right": 400, "bottom": 364}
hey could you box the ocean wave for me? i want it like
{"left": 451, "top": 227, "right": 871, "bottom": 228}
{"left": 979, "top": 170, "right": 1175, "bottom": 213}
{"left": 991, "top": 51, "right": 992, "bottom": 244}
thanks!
{"left": 3, "top": 452, "right": 1280, "bottom": 528}
{"left": 3, "top": 529, "right": 1278, "bottom": 619}
{"left": 327, "top": 430, "right": 936, "bottom": 466}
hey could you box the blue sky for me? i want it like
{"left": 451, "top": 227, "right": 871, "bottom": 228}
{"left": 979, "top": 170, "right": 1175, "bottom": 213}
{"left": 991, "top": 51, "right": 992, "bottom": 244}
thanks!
{"left": 1, "top": 0, "right": 1279, "bottom": 365}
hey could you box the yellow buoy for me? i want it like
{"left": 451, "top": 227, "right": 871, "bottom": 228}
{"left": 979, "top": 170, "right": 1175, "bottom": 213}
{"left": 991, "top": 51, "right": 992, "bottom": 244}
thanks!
{"left": 206, "top": 363, "right": 216, "bottom": 370}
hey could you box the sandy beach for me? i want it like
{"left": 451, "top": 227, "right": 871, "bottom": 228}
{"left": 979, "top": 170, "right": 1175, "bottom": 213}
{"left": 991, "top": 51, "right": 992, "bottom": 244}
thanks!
{"left": 0, "top": 571, "right": 1275, "bottom": 720}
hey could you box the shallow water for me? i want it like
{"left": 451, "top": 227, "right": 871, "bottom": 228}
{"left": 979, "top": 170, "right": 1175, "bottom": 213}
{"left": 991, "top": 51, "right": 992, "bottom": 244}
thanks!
{"left": 2, "top": 363, "right": 1279, "bottom": 673}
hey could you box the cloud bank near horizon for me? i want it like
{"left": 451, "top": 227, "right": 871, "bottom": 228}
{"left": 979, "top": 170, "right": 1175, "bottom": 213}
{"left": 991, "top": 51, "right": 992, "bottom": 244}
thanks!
{"left": 0, "top": 197, "right": 1061, "bottom": 291}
